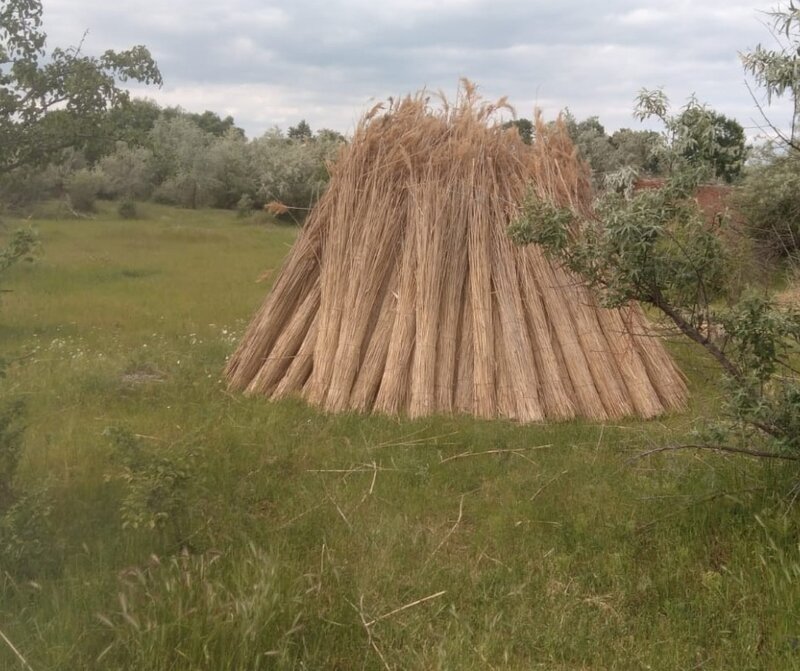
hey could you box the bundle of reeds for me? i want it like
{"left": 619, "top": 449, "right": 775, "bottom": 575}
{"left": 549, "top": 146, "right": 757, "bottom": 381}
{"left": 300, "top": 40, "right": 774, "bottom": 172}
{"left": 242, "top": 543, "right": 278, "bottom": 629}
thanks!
{"left": 225, "top": 81, "right": 688, "bottom": 421}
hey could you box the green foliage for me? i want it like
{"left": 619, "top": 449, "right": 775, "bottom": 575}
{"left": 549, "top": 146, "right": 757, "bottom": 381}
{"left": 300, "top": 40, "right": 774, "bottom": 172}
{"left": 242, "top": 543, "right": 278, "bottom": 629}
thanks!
{"left": 235, "top": 193, "right": 254, "bottom": 217}
{"left": 117, "top": 198, "right": 137, "bottom": 219}
{"left": 0, "top": 226, "right": 38, "bottom": 274}
{"left": 149, "top": 116, "right": 214, "bottom": 208}
{"left": 740, "top": 1, "right": 800, "bottom": 147}
{"left": 507, "top": 194, "right": 573, "bottom": 250}
{"left": 65, "top": 168, "right": 104, "bottom": 212}
{"left": 0, "top": 397, "right": 54, "bottom": 577}
{"left": 148, "top": 118, "right": 255, "bottom": 209}
{"left": 734, "top": 149, "right": 800, "bottom": 256}
{"left": 4, "top": 208, "right": 800, "bottom": 669}
{"left": 315, "top": 127, "right": 346, "bottom": 143}
{"left": 104, "top": 426, "right": 197, "bottom": 541}
{"left": 0, "top": 483, "right": 53, "bottom": 576}
{"left": 609, "top": 128, "right": 663, "bottom": 175}
{"left": 634, "top": 89, "right": 746, "bottom": 182}
{"left": 205, "top": 127, "right": 256, "bottom": 209}
{"left": 562, "top": 111, "right": 664, "bottom": 184}
{"left": 704, "top": 296, "right": 800, "bottom": 454}
{"left": 0, "top": 0, "right": 162, "bottom": 178}
{"left": 0, "top": 398, "right": 25, "bottom": 511}
{"left": 185, "top": 109, "right": 243, "bottom": 138}
{"left": 97, "top": 142, "right": 155, "bottom": 200}
{"left": 100, "top": 98, "right": 163, "bottom": 152}
{"left": 250, "top": 128, "right": 342, "bottom": 211}
{"left": 603, "top": 165, "right": 639, "bottom": 199}
{"left": 677, "top": 108, "right": 746, "bottom": 183}
{"left": 0, "top": 164, "right": 55, "bottom": 209}
{"left": 287, "top": 119, "right": 312, "bottom": 141}
{"left": 511, "top": 94, "right": 800, "bottom": 462}
{"left": 512, "top": 173, "right": 727, "bottom": 313}
{"left": 502, "top": 118, "right": 533, "bottom": 144}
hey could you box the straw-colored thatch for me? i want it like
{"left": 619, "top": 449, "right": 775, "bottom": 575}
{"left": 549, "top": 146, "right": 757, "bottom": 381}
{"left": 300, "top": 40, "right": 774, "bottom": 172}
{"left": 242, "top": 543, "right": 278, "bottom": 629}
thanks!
{"left": 226, "top": 82, "right": 688, "bottom": 421}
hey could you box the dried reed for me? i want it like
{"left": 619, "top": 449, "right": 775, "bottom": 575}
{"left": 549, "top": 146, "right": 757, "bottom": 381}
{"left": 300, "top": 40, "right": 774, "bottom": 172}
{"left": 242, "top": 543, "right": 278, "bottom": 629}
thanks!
{"left": 225, "top": 80, "right": 688, "bottom": 421}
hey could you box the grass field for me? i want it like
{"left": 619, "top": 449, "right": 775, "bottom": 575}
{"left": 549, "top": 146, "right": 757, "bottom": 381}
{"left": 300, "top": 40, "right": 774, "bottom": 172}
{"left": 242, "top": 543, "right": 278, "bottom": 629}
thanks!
{"left": 1, "top": 202, "right": 800, "bottom": 670}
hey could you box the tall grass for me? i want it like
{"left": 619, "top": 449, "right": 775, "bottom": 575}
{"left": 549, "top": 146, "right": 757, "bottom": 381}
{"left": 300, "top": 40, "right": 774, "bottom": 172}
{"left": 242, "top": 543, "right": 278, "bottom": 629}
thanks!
{"left": 1, "top": 203, "right": 799, "bottom": 669}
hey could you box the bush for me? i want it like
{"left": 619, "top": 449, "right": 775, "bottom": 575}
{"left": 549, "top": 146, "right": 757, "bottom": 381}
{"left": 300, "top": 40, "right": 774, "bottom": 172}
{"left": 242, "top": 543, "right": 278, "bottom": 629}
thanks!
{"left": 0, "top": 398, "right": 55, "bottom": 577}
{"left": 152, "top": 173, "right": 205, "bottom": 209}
{"left": 0, "top": 399, "right": 26, "bottom": 512}
{"left": 104, "top": 426, "right": 200, "bottom": 545}
{"left": 249, "top": 131, "right": 342, "bottom": 211}
{"left": 117, "top": 199, "right": 138, "bottom": 219}
{"left": 0, "top": 167, "right": 57, "bottom": 211}
{"left": 735, "top": 153, "right": 800, "bottom": 257}
{"left": 66, "top": 169, "right": 105, "bottom": 213}
{"left": 236, "top": 193, "right": 254, "bottom": 218}
{"left": 97, "top": 143, "right": 155, "bottom": 200}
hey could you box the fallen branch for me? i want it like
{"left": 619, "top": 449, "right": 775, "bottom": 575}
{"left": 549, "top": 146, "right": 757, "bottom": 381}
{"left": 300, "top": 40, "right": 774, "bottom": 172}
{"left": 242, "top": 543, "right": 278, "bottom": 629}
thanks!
{"left": 628, "top": 444, "right": 800, "bottom": 463}
{"left": 365, "top": 590, "right": 447, "bottom": 627}
{"left": 440, "top": 444, "right": 552, "bottom": 464}
{"left": 371, "top": 431, "right": 460, "bottom": 450}
{"left": 427, "top": 495, "right": 465, "bottom": 562}
{"left": 0, "top": 627, "right": 34, "bottom": 671}
{"left": 353, "top": 596, "right": 391, "bottom": 671}
{"left": 322, "top": 486, "right": 352, "bottom": 530}
{"left": 636, "top": 487, "right": 765, "bottom": 533}
{"left": 530, "top": 470, "right": 569, "bottom": 502}
{"left": 274, "top": 504, "right": 323, "bottom": 530}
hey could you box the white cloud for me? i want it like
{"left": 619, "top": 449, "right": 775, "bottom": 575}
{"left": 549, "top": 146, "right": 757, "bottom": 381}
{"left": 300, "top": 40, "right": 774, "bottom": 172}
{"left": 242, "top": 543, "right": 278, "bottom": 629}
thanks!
{"left": 40, "top": 0, "right": 793, "bottom": 138}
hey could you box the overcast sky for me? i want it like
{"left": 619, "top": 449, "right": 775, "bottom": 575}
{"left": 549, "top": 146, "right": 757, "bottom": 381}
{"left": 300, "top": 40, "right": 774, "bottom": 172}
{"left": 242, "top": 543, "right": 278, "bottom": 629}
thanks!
{"left": 44, "top": 0, "right": 793, "bottom": 139}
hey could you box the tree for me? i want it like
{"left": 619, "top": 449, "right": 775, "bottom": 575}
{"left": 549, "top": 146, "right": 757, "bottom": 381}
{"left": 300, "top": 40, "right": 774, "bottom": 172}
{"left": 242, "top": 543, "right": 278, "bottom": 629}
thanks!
{"left": 735, "top": 3, "right": 800, "bottom": 256}
{"left": 90, "top": 97, "right": 162, "bottom": 159}
{"left": 250, "top": 127, "right": 342, "bottom": 212}
{"left": 204, "top": 127, "right": 255, "bottom": 208}
{"left": 502, "top": 118, "right": 533, "bottom": 144}
{"left": 187, "top": 110, "right": 243, "bottom": 138}
{"left": 509, "top": 97, "right": 800, "bottom": 462}
{"left": 97, "top": 141, "right": 155, "bottom": 200}
{"left": 287, "top": 119, "right": 312, "bottom": 142}
{"left": 0, "top": 0, "right": 162, "bottom": 176}
{"left": 315, "top": 128, "right": 346, "bottom": 144}
{"left": 734, "top": 144, "right": 800, "bottom": 256}
{"left": 632, "top": 89, "right": 746, "bottom": 183}
{"left": 149, "top": 116, "right": 216, "bottom": 209}
{"left": 561, "top": 113, "right": 666, "bottom": 184}
{"left": 677, "top": 108, "right": 746, "bottom": 183}
{"left": 564, "top": 115, "right": 616, "bottom": 179}
{"left": 609, "top": 128, "right": 662, "bottom": 175}
{"left": 740, "top": 1, "right": 800, "bottom": 149}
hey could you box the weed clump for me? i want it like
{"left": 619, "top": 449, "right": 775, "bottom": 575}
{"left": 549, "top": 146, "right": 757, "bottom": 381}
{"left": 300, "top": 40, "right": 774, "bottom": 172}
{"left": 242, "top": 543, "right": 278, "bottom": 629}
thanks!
{"left": 117, "top": 199, "right": 138, "bottom": 219}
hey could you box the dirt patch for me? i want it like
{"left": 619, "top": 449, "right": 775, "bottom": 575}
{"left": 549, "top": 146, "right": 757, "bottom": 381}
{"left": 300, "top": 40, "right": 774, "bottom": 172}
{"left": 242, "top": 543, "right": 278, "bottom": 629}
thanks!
{"left": 121, "top": 368, "right": 166, "bottom": 385}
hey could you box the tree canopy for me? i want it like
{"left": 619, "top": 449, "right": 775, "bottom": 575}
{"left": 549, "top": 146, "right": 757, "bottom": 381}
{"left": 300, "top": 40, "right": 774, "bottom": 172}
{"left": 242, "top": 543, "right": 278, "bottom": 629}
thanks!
{"left": 740, "top": 1, "right": 800, "bottom": 148}
{"left": 0, "top": 0, "right": 162, "bottom": 175}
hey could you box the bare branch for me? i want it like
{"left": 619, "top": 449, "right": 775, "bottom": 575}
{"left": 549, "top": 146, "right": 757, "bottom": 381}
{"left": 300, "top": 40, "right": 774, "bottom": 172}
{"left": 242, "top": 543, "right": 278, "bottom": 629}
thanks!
{"left": 629, "top": 443, "right": 800, "bottom": 463}
{"left": 744, "top": 79, "right": 800, "bottom": 152}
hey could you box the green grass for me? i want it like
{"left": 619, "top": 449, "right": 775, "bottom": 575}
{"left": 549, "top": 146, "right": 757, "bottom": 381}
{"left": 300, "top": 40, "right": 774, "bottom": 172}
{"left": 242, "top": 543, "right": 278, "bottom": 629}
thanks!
{"left": 1, "top": 202, "right": 800, "bottom": 670}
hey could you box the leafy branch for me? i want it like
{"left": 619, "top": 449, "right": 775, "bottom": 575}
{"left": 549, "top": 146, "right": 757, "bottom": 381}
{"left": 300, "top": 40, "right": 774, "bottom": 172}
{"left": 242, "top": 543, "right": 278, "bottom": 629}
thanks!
{"left": 510, "top": 91, "right": 800, "bottom": 462}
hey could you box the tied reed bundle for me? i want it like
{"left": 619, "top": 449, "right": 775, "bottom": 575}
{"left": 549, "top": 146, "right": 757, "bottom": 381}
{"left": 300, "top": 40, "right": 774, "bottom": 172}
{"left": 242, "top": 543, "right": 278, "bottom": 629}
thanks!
{"left": 225, "top": 81, "right": 688, "bottom": 421}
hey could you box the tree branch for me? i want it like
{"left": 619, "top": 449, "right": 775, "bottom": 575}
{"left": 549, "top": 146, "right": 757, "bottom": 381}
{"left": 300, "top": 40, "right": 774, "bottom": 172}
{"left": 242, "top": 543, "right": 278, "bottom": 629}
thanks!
{"left": 744, "top": 79, "right": 800, "bottom": 152}
{"left": 649, "top": 289, "right": 743, "bottom": 381}
{"left": 629, "top": 443, "right": 800, "bottom": 462}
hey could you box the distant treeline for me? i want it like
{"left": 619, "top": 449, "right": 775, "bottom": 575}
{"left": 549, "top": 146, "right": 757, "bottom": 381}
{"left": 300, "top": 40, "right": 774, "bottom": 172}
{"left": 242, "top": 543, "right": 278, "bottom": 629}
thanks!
{"left": 505, "top": 107, "right": 747, "bottom": 187}
{"left": 0, "top": 98, "right": 346, "bottom": 216}
{"left": 1, "top": 96, "right": 782, "bottom": 244}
